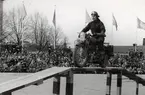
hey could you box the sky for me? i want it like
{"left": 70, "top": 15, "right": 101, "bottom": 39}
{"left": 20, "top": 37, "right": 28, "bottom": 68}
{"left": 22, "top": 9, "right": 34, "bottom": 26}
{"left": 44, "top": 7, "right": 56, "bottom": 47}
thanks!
{"left": 3, "top": 0, "right": 145, "bottom": 47}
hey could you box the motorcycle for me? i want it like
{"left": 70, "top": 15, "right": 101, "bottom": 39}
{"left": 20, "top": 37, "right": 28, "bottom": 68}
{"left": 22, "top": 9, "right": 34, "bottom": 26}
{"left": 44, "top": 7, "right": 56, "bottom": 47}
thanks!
{"left": 73, "top": 32, "right": 109, "bottom": 67}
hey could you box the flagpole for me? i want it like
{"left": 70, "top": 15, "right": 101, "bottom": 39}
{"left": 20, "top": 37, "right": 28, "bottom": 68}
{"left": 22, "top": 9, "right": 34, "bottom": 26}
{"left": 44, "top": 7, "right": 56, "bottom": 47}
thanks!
{"left": 22, "top": 20, "right": 24, "bottom": 53}
{"left": 21, "top": 1, "right": 24, "bottom": 54}
{"left": 135, "top": 17, "right": 138, "bottom": 52}
{"left": 112, "top": 23, "right": 114, "bottom": 45}
{"left": 17, "top": 12, "right": 19, "bottom": 49}
{"left": 136, "top": 29, "right": 137, "bottom": 46}
{"left": 111, "top": 13, "right": 114, "bottom": 45}
{"left": 53, "top": 5, "right": 56, "bottom": 50}
{"left": 21, "top": 1, "right": 27, "bottom": 54}
{"left": 135, "top": 17, "right": 139, "bottom": 52}
{"left": 54, "top": 23, "right": 56, "bottom": 49}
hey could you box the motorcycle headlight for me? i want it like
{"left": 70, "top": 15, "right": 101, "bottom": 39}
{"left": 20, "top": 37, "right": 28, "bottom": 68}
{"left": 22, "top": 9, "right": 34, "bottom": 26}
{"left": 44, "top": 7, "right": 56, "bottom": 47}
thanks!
{"left": 79, "top": 32, "right": 85, "bottom": 41}
{"left": 74, "top": 38, "right": 83, "bottom": 45}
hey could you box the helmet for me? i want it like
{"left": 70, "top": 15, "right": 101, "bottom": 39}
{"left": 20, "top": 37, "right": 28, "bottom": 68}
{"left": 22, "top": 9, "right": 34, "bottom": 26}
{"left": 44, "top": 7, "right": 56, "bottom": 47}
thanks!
{"left": 91, "top": 11, "right": 99, "bottom": 17}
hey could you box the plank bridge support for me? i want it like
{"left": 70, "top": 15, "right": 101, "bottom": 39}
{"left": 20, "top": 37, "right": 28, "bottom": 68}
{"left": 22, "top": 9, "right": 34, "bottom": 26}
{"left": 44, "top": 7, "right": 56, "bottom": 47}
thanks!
{"left": 0, "top": 67, "right": 145, "bottom": 95}
{"left": 106, "top": 72, "right": 112, "bottom": 95}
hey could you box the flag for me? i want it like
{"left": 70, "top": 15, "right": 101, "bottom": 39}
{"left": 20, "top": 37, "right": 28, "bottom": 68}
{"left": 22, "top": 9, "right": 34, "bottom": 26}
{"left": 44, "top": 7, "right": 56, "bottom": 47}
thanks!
{"left": 22, "top": 1, "right": 27, "bottom": 20}
{"left": 52, "top": 8, "right": 56, "bottom": 49}
{"left": 85, "top": 9, "right": 91, "bottom": 24}
{"left": 52, "top": 9, "right": 56, "bottom": 27}
{"left": 112, "top": 14, "right": 118, "bottom": 30}
{"left": 137, "top": 17, "right": 145, "bottom": 30}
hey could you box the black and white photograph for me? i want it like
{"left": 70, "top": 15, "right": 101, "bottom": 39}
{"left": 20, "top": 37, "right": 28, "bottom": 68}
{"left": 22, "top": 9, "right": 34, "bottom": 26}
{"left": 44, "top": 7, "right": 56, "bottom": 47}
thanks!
{"left": 0, "top": 0, "right": 145, "bottom": 95}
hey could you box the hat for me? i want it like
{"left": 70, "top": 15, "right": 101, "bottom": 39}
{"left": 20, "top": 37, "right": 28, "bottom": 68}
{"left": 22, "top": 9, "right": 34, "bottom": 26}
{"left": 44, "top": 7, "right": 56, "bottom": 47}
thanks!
{"left": 91, "top": 11, "right": 99, "bottom": 17}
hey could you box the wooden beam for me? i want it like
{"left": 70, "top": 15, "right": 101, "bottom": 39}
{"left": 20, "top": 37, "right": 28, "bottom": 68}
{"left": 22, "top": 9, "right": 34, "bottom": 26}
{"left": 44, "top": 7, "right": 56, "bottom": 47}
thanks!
{"left": 72, "top": 67, "right": 123, "bottom": 74}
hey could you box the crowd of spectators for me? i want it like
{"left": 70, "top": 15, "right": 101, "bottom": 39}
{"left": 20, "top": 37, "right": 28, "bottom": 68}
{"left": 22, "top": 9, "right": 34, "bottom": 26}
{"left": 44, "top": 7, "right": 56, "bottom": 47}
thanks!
{"left": 109, "top": 50, "right": 145, "bottom": 74}
{"left": 0, "top": 46, "right": 145, "bottom": 74}
{"left": 0, "top": 47, "right": 73, "bottom": 73}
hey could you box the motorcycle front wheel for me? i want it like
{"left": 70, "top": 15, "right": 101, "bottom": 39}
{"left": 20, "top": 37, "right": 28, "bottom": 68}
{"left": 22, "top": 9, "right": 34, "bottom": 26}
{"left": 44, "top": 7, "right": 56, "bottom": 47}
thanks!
{"left": 73, "top": 45, "right": 88, "bottom": 67}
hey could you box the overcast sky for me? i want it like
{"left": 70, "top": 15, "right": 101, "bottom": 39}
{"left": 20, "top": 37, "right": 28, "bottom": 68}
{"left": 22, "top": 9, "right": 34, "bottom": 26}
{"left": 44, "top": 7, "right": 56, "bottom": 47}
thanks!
{"left": 3, "top": 0, "right": 145, "bottom": 47}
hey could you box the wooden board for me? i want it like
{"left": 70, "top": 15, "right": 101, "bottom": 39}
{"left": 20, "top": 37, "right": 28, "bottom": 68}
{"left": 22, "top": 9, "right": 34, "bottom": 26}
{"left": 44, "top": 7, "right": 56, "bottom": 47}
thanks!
{"left": 0, "top": 66, "right": 145, "bottom": 94}
{"left": 0, "top": 67, "right": 71, "bottom": 93}
{"left": 72, "top": 67, "right": 145, "bottom": 86}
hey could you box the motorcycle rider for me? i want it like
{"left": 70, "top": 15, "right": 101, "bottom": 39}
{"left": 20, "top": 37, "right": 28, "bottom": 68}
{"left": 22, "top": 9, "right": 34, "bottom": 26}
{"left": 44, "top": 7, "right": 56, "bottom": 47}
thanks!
{"left": 81, "top": 11, "right": 106, "bottom": 64}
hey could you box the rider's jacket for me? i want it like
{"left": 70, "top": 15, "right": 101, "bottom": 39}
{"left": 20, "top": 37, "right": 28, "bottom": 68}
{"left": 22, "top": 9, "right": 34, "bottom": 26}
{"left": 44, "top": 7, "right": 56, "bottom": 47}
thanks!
{"left": 81, "top": 19, "right": 106, "bottom": 37}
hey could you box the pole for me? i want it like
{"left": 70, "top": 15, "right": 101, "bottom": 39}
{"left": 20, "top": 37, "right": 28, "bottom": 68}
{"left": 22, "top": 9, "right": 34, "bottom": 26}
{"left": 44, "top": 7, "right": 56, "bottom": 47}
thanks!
{"left": 53, "top": 6, "right": 56, "bottom": 50}
{"left": 66, "top": 71, "right": 73, "bottom": 95}
{"left": 0, "top": 0, "right": 4, "bottom": 55}
{"left": 21, "top": 1, "right": 27, "bottom": 54}
{"left": 136, "top": 82, "right": 139, "bottom": 95}
{"left": 53, "top": 76, "right": 60, "bottom": 95}
{"left": 54, "top": 25, "right": 56, "bottom": 49}
{"left": 106, "top": 72, "right": 112, "bottom": 95}
{"left": 22, "top": 21, "right": 24, "bottom": 54}
{"left": 117, "top": 71, "right": 122, "bottom": 95}
{"left": 136, "top": 30, "right": 137, "bottom": 49}
{"left": 21, "top": 16, "right": 25, "bottom": 54}
{"left": 111, "top": 13, "right": 114, "bottom": 45}
{"left": 0, "top": 0, "right": 3, "bottom": 36}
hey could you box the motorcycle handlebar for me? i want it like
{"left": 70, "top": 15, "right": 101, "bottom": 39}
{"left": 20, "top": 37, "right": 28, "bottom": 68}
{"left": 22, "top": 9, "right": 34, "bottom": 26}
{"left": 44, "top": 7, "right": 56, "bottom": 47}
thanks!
{"left": 78, "top": 32, "right": 106, "bottom": 38}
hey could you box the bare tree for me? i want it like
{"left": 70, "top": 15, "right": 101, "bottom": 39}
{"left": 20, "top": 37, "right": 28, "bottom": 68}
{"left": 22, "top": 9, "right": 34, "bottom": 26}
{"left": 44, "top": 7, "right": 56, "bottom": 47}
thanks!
{"left": 48, "top": 26, "right": 66, "bottom": 48}
{"left": 0, "top": 12, "right": 12, "bottom": 42}
{"left": 29, "top": 12, "right": 67, "bottom": 51}
{"left": 61, "top": 36, "right": 69, "bottom": 48}
{"left": 29, "top": 12, "right": 51, "bottom": 51}
{"left": 4, "top": 8, "right": 69, "bottom": 52}
{"left": 4, "top": 7, "right": 28, "bottom": 45}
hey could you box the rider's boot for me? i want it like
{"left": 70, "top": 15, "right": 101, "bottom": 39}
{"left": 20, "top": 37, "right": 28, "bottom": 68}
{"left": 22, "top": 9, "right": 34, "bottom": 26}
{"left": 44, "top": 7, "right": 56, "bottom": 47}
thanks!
{"left": 90, "top": 52, "right": 95, "bottom": 63}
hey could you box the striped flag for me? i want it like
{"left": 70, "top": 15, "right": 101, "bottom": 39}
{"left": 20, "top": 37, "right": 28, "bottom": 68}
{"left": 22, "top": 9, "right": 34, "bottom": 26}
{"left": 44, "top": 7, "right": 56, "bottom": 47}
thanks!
{"left": 52, "top": 9, "right": 56, "bottom": 27}
{"left": 137, "top": 17, "right": 145, "bottom": 30}
{"left": 112, "top": 14, "right": 118, "bottom": 30}
{"left": 85, "top": 9, "right": 91, "bottom": 24}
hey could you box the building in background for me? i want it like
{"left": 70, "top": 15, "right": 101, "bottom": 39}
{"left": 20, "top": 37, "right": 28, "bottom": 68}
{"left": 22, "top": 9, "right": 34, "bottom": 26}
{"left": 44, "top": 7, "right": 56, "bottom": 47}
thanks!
{"left": 113, "top": 38, "right": 145, "bottom": 55}
{"left": 143, "top": 38, "right": 145, "bottom": 46}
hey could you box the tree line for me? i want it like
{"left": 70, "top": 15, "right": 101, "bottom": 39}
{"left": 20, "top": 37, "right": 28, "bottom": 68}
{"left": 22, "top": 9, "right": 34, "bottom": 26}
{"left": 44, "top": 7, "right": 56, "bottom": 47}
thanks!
{"left": 1, "top": 6, "right": 69, "bottom": 52}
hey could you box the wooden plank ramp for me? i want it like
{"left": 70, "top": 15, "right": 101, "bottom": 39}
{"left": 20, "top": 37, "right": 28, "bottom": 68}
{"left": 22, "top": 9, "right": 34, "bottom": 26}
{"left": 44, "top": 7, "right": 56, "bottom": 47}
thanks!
{"left": 72, "top": 67, "right": 123, "bottom": 73}
{"left": 0, "top": 67, "right": 145, "bottom": 95}
{"left": 0, "top": 67, "right": 71, "bottom": 94}
{"left": 122, "top": 70, "right": 145, "bottom": 86}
